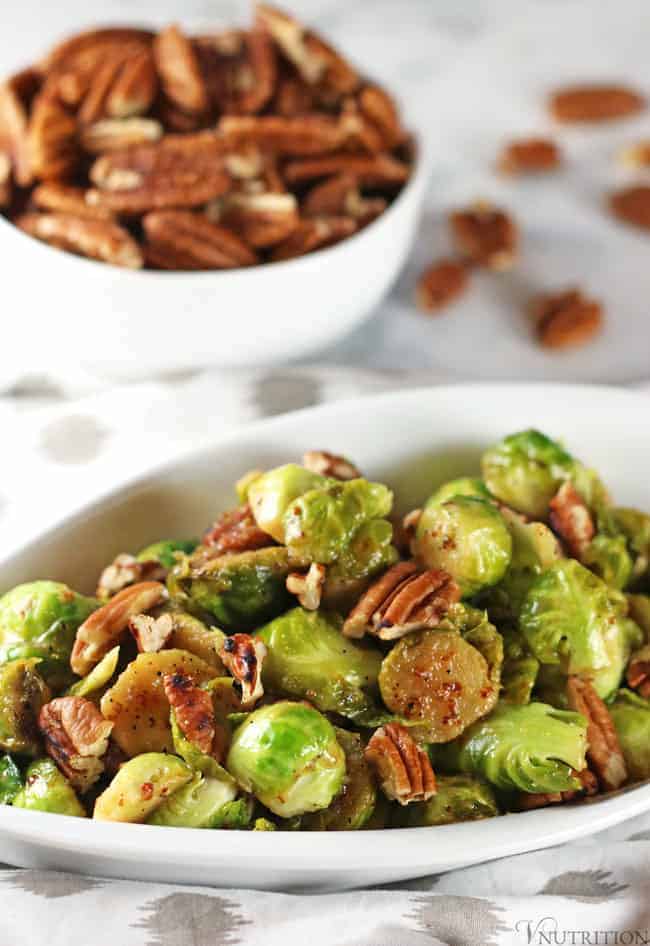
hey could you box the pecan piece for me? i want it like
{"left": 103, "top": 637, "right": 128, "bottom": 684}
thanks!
{"left": 0, "top": 69, "right": 41, "bottom": 186}
{"left": 273, "top": 76, "right": 314, "bottom": 117}
{"left": 284, "top": 153, "right": 410, "bottom": 186}
{"left": 96, "top": 553, "right": 166, "bottom": 600}
{"left": 610, "top": 185, "right": 650, "bottom": 231}
{"left": 77, "top": 44, "right": 155, "bottom": 125}
{"left": 105, "top": 48, "right": 158, "bottom": 119}
{"left": 218, "top": 634, "right": 267, "bottom": 708}
{"left": 38, "top": 696, "right": 113, "bottom": 793}
{"left": 163, "top": 671, "right": 226, "bottom": 762}
{"left": 533, "top": 287, "right": 603, "bottom": 350}
{"left": 71, "top": 581, "right": 167, "bottom": 675}
{"left": 365, "top": 722, "right": 436, "bottom": 805}
{"left": 17, "top": 213, "right": 144, "bottom": 269}
{"left": 302, "top": 172, "right": 386, "bottom": 224}
{"left": 143, "top": 210, "right": 257, "bottom": 269}
{"left": 196, "top": 27, "right": 277, "bottom": 115}
{"left": 358, "top": 85, "right": 405, "bottom": 151}
{"left": 27, "top": 93, "right": 78, "bottom": 180}
{"left": 153, "top": 25, "right": 209, "bottom": 116}
{"left": 0, "top": 150, "right": 11, "bottom": 208}
{"left": 549, "top": 84, "right": 644, "bottom": 123}
{"left": 202, "top": 504, "right": 273, "bottom": 554}
{"left": 129, "top": 613, "right": 174, "bottom": 654}
{"left": 449, "top": 201, "right": 518, "bottom": 271}
{"left": 270, "top": 215, "right": 356, "bottom": 261}
{"left": 549, "top": 480, "right": 595, "bottom": 560}
{"left": 343, "top": 562, "right": 461, "bottom": 640}
{"left": 497, "top": 137, "right": 562, "bottom": 175}
{"left": 302, "top": 449, "right": 361, "bottom": 480}
{"left": 416, "top": 258, "right": 469, "bottom": 313}
{"left": 517, "top": 768, "right": 599, "bottom": 810}
{"left": 626, "top": 643, "right": 650, "bottom": 698}
{"left": 214, "top": 192, "right": 299, "bottom": 248}
{"left": 286, "top": 562, "right": 326, "bottom": 610}
{"left": 43, "top": 28, "right": 154, "bottom": 72}
{"left": 219, "top": 114, "right": 346, "bottom": 156}
{"left": 567, "top": 676, "right": 627, "bottom": 792}
{"left": 79, "top": 117, "right": 163, "bottom": 153}
{"left": 32, "top": 182, "right": 114, "bottom": 220}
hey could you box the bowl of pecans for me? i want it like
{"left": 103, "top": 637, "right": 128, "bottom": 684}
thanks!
{"left": 0, "top": 6, "right": 427, "bottom": 377}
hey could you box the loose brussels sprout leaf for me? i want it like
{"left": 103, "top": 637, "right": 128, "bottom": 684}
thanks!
{"left": 100, "top": 649, "right": 216, "bottom": 756}
{"left": 0, "top": 658, "right": 50, "bottom": 756}
{"left": 609, "top": 690, "right": 650, "bottom": 781}
{"left": 436, "top": 701, "right": 587, "bottom": 794}
{"left": 214, "top": 795, "right": 255, "bottom": 828}
{"left": 520, "top": 560, "right": 641, "bottom": 698}
{"left": 0, "top": 754, "right": 22, "bottom": 804}
{"left": 425, "top": 477, "right": 493, "bottom": 506}
{"left": 67, "top": 645, "right": 120, "bottom": 699}
{"left": 415, "top": 497, "right": 512, "bottom": 597}
{"left": 481, "top": 429, "right": 574, "bottom": 519}
{"left": 283, "top": 480, "right": 393, "bottom": 565}
{"left": 226, "top": 701, "right": 346, "bottom": 818}
{"left": 137, "top": 539, "right": 197, "bottom": 569}
{"left": 627, "top": 595, "right": 650, "bottom": 639}
{"left": 253, "top": 817, "right": 276, "bottom": 831}
{"left": 170, "top": 708, "right": 236, "bottom": 784}
{"left": 301, "top": 729, "right": 376, "bottom": 831}
{"left": 0, "top": 581, "right": 98, "bottom": 688}
{"left": 500, "top": 627, "right": 539, "bottom": 705}
{"left": 392, "top": 774, "right": 499, "bottom": 827}
{"left": 326, "top": 519, "right": 398, "bottom": 582}
{"left": 248, "top": 464, "right": 331, "bottom": 542}
{"left": 147, "top": 771, "right": 239, "bottom": 828}
{"left": 168, "top": 547, "right": 294, "bottom": 631}
{"left": 165, "top": 610, "right": 226, "bottom": 671}
{"left": 583, "top": 534, "right": 633, "bottom": 590}
{"left": 13, "top": 758, "right": 85, "bottom": 816}
{"left": 611, "top": 508, "right": 650, "bottom": 585}
{"left": 94, "top": 752, "right": 193, "bottom": 822}
{"left": 256, "top": 608, "right": 382, "bottom": 721}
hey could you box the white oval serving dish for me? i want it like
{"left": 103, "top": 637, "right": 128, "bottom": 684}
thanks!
{"left": 1, "top": 383, "right": 649, "bottom": 892}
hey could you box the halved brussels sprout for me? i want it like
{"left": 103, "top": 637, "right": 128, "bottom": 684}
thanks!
{"left": 609, "top": 690, "right": 650, "bottom": 781}
{"left": 326, "top": 519, "right": 398, "bottom": 582}
{"left": 168, "top": 546, "right": 294, "bottom": 631}
{"left": 147, "top": 771, "right": 239, "bottom": 828}
{"left": 137, "top": 539, "right": 197, "bottom": 569}
{"left": 425, "top": 477, "right": 493, "bottom": 507}
{"left": 0, "top": 581, "right": 98, "bottom": 687}
{"left": 226, "top": 701, "right": 345, "bottom": 818}
{"left": 0, "top": 658, "right": 50, "bottom": 756}
{"left": 248, "top": 464, "right": 330, "bottom": 542}
{"left": 500, "top": 627, "right": 539, "bottom": 705}
{"left": 94, "top": 752, "right": 193, "bottom": 822}
{"left": 0, "top": 754, "right": 22, "bottom": 804}
{"left": 415, "top": 497, "right": 512, "bottom": 597}
{"left": 481, "top": 430, "right": 574, "bottom": 519}
{"left": 436, "top": 701, "right": 587, "bottom": 794}
{"left": 13, "top": 758, "right": 85, "bottom": 816}
{"left": 392, "top": 774, "right": 499, "bottom": 827}
{"left": 256, "top": 608, "right": 382, "bottom": 721}
{"left": 583, "top": 534, "right": 633, "bottom": 590}
{"left": 301, "top": 729, "right": 376, "bottom": 830}
{"left": 235, "top": 469, "right": 264, "bottom": 505}
{"left": 67, "top": 645, "right": 120, "bottom": 699}
{"left": 611, "top": 508, "right": 650, "bottom": 585}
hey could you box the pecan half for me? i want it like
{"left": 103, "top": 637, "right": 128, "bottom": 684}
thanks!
{"left": 497, "top": 137, "right": 561, "bottom": 175}
{"left": 549, "top": 481, "right": 595, "bottom": 560}
{"left": 416, "top": 258, "right": 469, "bottom": 313}
{"left": 343, "top": 562, "right": 461, "bottom": 640}
{"left": 27, "top": 93, "right": 78, "bottom": 180}
{"left": 533, "top": 288, "right": 603, "bottom": 350}
{"left": 218, "top": 634, "right": 267, "bottom": 708}
{"left": 270, "top": 215, "right": 356, "bottom": 261}
{"left": 71, "top": 581, "right": 167, "bottom": 675}
{"left": 129, "top": 613, "right": 174, "bottom": 653}
{"left": 43, "top": 28, "right": 154, "bottom": 72}
{"left": 517, "top": 768, "right": 599, "bottom": 810}
{"left": 610, "top": 185, "right": 650, "bottom": 231}
{"left": 302, "top": 449, "right": 360, "bottom": 480}
{"left": 164, "top": 671, "right": 226, "bottom": 762}
{"left": 38, "top": 696, "right": 113, "bottom": 793}
{"left": 79, "top": 117, "right": 163, "bottom": 153}
{"left": 365, "top": 722, "right": 436, "bottom": 805}
{"left": 0, "top": 150, "right": 11, "bottom": 207}
{"left": 32, "top": 182, "right": 114, "bottom": 220}
{"left": 219, "top": 114, "right": 346, "bottom": 156}
{"left": 549, "top": 84, "right": 644, "bottom": 123}
{"left": 626, "top": 643, "right": 650, "bottom": 698}
{"left": 143, "top": 210, "right": 257, "bottom": 269}
{"left": 196, "top": 27, "right": 277, "bottom": 115}
{"left": 358, "top": 85, "right": 405, "bottom": 151}
{"left": 449, "top": 201, "right": 518, "bottom": 271}
{"left": 96, "top": 552, "right": 166, "bottom": 600}
{"left": 76, "top": 44, "right": 157, "bottom": 125}
{"left": 201, "top": 504, "right": 273, "bottom": 554}
{"left": 214, "top": 191, "right": 299, "bottom": 248}
{"left": 284, "top": 153, "right": 410, "bottom": 186}
{"left": 567, "top": 676, "right": 627, "bottom": 792}
{"left": 153, "top": 25, "right": 209, "bottom": 116}
{"left": 17, "top": 212, "right": 144, "bottom": 269}
{"left": 302, "top": 172, "right": 386, "bottom": 224}
{"left": 286, "top": 562, "right": 326, "bottom": 610}
{"left": 273, "top": 76, "right": 314, "bottom": 117}
{"left": 0, "top": 69, "right": 41, "bottom": 185}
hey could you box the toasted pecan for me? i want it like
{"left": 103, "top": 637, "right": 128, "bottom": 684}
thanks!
{"left": 302, "top": 172, "right": 386, "bottom": 224}
{"left": 27, "top": 93, "right": 78, "bottom": 180}
{"left": 567, "top": 676, "right": 627, "bottom": 792}
{"left": 38, "top": 696, "right": 113, "bottom": 793}
{"left": 218, "top": 633, "right": 267, "bottom": 708}
{"left": 32, "top": 181, "right": 114, "bottom": 220}
{"left": 358, "top": 85, "right": 405, "bottom": 150}
{"left": 129, "top": 613, "right": 174, "bottom": 654}
{"left": 273, "top": 76, "right": 315, "bottom": 117}
{"left": 0, "top": 69, "right": 41, "bottom": 185}
{"left": 286, "top": 562, "right": 326, "bottom": 610}
{"left": 549, "top": 481, "right": 595, "bottom": 560}
{"left": 43, "top": 28, "right": 154, "bottom": 72}
{"left": 284, "top": 152, "right": 410, "bottom": 186}
{"left": 219, "top": 113, "right": 346, "bottom": 155}
{"left": 214, "top": 191, "right": 299, "bottom": 247}
{"left": 76, "top": 44, "right": 156, "bottom": 125}
{"left": 549, "top": 83, "right": 644, "bottom": 123}
{"left": 17, "top": 212, "right": 143, "bottom": 269}
{"left": 533, "top": 288, "right": 603, "bottom": 350}
{"left": 153, "top": 25, "right": 209, "bottom": 116}
{"left": 106, "top": 48, "right": 158, "bottom": 119}
{"left": 143, "top": 210, "right": 257, "bottom": 269}
{"left": 0, "top": 150, "right": 11, "bottom": 207}
{"left": 497, "top": 137, "right": 561, "bottom": 175}
{"left": 416, "top": 258, "right": 469, "bottom": 313}
{"left": 196, "top": 27, "right": 277, "bottom": 116}
{"left": 96, "top": 553, "right": 166, "bottom": 600}
{"left": 449, "top": 201, "right": 518, "bottom": 271}
{"left": 164, "top": 671, "right": 226, "bottom": 761}
{"left": 270, "top": 215, "right": 356, "bottom": 261}
{"left": 610, "top": 185, "right": 650, "bottom": 231}
{"left": 202, "top": 504, "right": 273, "bottom": 554}
{"left": 626, "top": 643, "right": 650, "bottom": 698}
{"left": 302, "top": 449, "right": 361, "bottom": 480}
{"left": 365, "top": 722, "right": 436, "bottom": 805}
{"left": 79, "top": 117, "right": 162, "bottom": 153}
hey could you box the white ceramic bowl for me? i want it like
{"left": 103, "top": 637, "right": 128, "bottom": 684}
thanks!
{"left": 1, "top": 383, "right": 649, "bottom": 892}
{"left": 2, "top": 138, "right": 428, "bottom": 381}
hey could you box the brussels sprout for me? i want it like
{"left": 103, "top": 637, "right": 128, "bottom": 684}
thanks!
{"left": 392, "top": 774, "right": 499, "bottom": 827}
{"left": 609, "top": 690, "right": 650, "bottom": 781}
{"left": 0, "top": 659, "right": 50, "bottom": 756}
{"left": 147, "top": 771, "right": 239, "bottom": 828}
{"left": 520, "top": 560, "right": 641, "bottom": 698}
{"left": 611, "top": 508, "right": 650, "bottom": 585}
{"left": 67, "top": 645, "right": 120, "bottom": 699}
{"left": 583, "top": 534, "right": 633, "bottom": 590}
{"left": 436, "top": 702, "right": 587, "bottom": 794}
{"left": 425, "top": 477, "right": 493, "bottom": 506}
{"left": 415, "top": 497, "right": 512, "bottom": 597}
{"left": 326, "top": 519, "right": 398, "bottom": 582}
{"left": 256, "top": 608, "right": 382, "bottom": 721}
{"left": 0, "top": 581, "right": 98, "bottom": 687}
{"left": 235, "top": 469, "right": 264, "bottom": 504}
{"left": 168, "top": 546, "right": 294, "bottom": 631}
{"left": 481, "top": 430, "right": 574, "bottom": 519}
{"left": 137, "top": 539, "right": 197, "bottom": 569}
{"left": 500, "top": 627, "right": 539, "bottom": 705}
{"left": 627, "top": 595, "right": 650, "bottom": 639}
{"left": 282, "top": 479, "right": 393, "bottom": 565}
{"left": 248, "top": 464, "right": 330, "bottom": 541}
{"left": 301, "top": 729, "right": 376, "bottom": 830}
{"left": 94, "top": 752, "right": 193, "bottom": 822}
{"left": 13, "top": 759, "right": 85, "bottom": 816}
{"left": 0, "top": 754, "right": 22, "bottom": 804}
{"left": 226, "top": 701, "right": 345, "bottom": 818}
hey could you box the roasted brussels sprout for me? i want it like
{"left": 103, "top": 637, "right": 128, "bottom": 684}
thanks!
{"left": 609, "top": 690, "right": 650, "bottom": 781}
{"left": 499, "top": 627, "right": 539, "bottom": 705}
{"left": 301, "top": 729, "right": 376, "bottom": 830}
{"left": 415, "top": 497, "right": 512, "bottom": 597}
{"left": 0, "top": 754, "right": 22, "bottom": 804}
{"left": 520, "top": 560, "right": 642, "bottom": 698}
{"left": 256, "top": 608, "right": 382, "bottom": 721}
{"left": 13, "top": 758, "right": 85, "bottom": 816}
{"left": 392, "top": 774, "right": 499, "bottom": 827}
{"left": 611, "top": 508, "right": 650, "bottom": 585}
{"left": 0, "top": 581, "right": 97, "bottom": 687}
{"left": 94, "top": 752, "right": 193, "bottom": 822}
{"left": 248, "top": 464, "right": 330, "bottom": 541}
{"left": 482, "top": 430, "right": 574, "bottom": 519}
{"left": 226, "top": 701, "right": 345, "bottom": 818}
{"left": 67, "top": 645, "right": 120, "bottom": 699}
{"left": 137, "top": 539, "right": 197, "bottom": 569}
{"left": 425, "top": 477, "right": 493, "bottom": 506}
{"left": 326, "top": 519, "right": 398, "bottom": 582}
{"left": 0, "top": 659, "right": 50, "bottom": 756}
{"left": 147, "top": 771, "right": 239, "bottom": 828}
{"left": 436, "top": 701, "right": 587, "bottom": 794}
{"left": 583, "top": 534, "right": 633, "bottom": 590}
{"left": 628, "top": 594, "right": 650, "bottom": 638}
{"left": 235, "top": 469, "right": 264, "bottom": 504}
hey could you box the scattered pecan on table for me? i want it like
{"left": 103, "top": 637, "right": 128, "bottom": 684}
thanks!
{"left": 531, "top": 287, "right": 603, "bottom": 350}
{"left": 416, "top": 258, "right": 469, "bottom": 313}
{"left": 497, "top": 137, "right": 562, "bottom": 175}
{"left": 449, "top": 201, "right": 518, "bottom": 271}
{"left": 609, "top": 185, "right": 650, "bottom": 231}
{"left": 549, "top": 83, "right": 645, "bottom": 123}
